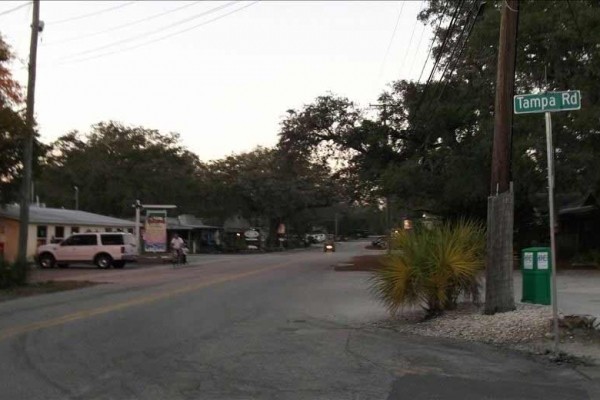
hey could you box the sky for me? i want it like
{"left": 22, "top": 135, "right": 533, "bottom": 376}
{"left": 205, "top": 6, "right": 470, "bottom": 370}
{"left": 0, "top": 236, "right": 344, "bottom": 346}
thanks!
{"left": 1, "top": 0, "right": 432, "bottom": 161}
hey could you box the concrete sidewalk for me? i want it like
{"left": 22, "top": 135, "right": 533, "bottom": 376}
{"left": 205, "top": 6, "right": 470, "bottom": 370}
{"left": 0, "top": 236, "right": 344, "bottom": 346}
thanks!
{"left": 514, "top": 270, "right": 600, "bottom": 321}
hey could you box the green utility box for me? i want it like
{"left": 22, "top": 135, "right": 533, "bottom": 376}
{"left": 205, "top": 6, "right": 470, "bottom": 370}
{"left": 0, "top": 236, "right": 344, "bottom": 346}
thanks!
{"left": 521, "top": 247, "right": 552, "bottom": 305}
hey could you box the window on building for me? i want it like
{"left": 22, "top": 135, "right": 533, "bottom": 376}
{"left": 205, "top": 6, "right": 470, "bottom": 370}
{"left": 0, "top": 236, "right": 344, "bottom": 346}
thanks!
{"left": 37, "top": 225, "right": 47, "bottom": 246}
{"left": 71, "top": 227, "right": 80, "bottom": 234}
{"left": 37, "top": 226, "right": 47, "bottom": 239}
{"left": 55, "top": 226, "right": 65, "bottom": 239}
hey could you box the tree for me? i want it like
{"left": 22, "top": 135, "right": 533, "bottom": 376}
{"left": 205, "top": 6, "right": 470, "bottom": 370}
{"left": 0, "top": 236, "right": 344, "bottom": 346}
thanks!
{"left": 418, "top": 0, "right": 600, "bottom": 203}
{"left": 0, "top": 34, "right": 32, "bottom": 205}
{"left": 0, "top": 34, "right": 22, "bottom": 107}
{"left": 202, "top": 147, "right": 338, "bottom": 245}
{"left": 279, "top": 1, "right": 600, "bottom": 230}
{"left": 37, "top": 121, "right": 203, "bottom": 217}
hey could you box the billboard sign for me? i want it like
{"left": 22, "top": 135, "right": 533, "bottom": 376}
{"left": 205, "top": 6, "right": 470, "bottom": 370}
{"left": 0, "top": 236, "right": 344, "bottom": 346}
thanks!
{"left": 144, "top": 210, "right": 167, "bottom": 252}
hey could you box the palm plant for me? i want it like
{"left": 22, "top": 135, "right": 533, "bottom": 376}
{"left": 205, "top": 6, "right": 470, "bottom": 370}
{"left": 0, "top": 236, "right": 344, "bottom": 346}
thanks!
{"left": 371, "top": 219, "right": 485, "bottom": 318}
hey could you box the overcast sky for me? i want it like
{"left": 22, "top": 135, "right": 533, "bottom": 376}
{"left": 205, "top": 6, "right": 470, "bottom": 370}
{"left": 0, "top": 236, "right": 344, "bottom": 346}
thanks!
{"left": 1, "top": 0, "right": 432, "bottom": 161}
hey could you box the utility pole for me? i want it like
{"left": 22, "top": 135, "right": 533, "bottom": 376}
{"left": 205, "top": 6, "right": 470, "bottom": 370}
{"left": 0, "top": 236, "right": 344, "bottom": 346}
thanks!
{"left": 334, "top": 212, "right": 338, "bottom": 239}
{"left": 369, "top": 102, "right": 394, "bottom": 254}
{"left": 484, "top": 0, "right": 519, "bottom": 314}
{"left": 17, "top": 0, "right": 42, "bottom": 265}
{"left": 74, "top": 186, "right": 79, "bottom": 210}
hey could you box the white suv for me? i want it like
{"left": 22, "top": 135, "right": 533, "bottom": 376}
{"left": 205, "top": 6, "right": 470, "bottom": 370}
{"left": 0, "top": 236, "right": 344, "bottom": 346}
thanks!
{"left": 36, "top": 232, "right": 137, "bottom": 269}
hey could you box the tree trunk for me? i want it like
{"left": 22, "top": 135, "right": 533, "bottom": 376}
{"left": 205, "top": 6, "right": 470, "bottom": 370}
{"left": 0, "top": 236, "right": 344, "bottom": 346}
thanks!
{"left": 484, "top": 188, "right": 516, "bottom": 314}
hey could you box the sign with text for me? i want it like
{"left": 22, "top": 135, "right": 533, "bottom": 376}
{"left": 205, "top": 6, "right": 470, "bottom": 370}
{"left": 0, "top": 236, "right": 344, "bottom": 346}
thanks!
{"left": 144, "top": 210, "right": 167, "bottom": 252}
{"left": 523, "top": 252, "right": 533, "bottom": 270}
{"left": 514, "top": 90, "right": 581, "bottom": 114}
{"left": 537, "top": 252, "right": 549, "bottom": 270}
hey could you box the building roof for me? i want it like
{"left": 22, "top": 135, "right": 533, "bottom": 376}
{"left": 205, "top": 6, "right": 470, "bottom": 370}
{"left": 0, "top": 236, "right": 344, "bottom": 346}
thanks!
{"left": 136, "top": 214, "right": 219, "bottom": 230}
{"left": 0, "top": 204, "right": 135, "bottom": 228}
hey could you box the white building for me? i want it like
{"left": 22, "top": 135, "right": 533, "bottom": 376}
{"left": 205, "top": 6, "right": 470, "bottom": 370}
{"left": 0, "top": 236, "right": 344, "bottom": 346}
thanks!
{"left": 0, "top": 204, "right": 134, "bottom": 262}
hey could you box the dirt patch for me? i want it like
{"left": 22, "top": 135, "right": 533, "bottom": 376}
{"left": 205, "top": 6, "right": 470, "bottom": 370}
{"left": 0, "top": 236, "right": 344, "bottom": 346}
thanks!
{"left": 334, "top": 255, "right": 384, "bottom": 271}
{"left": 0, "top": 280, "right": 100, "bottom": 302}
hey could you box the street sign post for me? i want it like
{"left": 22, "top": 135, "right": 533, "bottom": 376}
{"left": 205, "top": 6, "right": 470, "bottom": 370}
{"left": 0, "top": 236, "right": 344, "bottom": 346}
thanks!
{"left": 514, "top": 90, "right": 581, "bottom": 354}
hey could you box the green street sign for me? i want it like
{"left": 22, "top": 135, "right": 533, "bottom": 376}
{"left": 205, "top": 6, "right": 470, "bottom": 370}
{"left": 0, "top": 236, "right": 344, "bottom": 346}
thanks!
{"left": 514, "top": 90, "right": 581, "bottom": 114}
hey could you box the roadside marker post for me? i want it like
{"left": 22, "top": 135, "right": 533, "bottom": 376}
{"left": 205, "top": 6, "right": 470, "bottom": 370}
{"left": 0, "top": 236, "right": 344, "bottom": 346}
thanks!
{"left": 514, "top": 90, "right": 581, "bottom": 354}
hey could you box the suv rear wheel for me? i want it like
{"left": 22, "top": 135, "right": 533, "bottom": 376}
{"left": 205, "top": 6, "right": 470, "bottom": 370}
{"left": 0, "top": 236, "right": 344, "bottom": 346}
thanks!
{"left": 38, "top": 253, "right": 55, "bottom": 269}
{"left": 95, "top": 254, "right": 113, "bottom": 269}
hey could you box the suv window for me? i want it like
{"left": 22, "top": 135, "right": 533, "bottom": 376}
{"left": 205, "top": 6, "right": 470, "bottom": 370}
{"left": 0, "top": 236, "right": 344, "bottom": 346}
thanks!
{"left": 101, "top": 234, "right": 124, "bottom": 245}
{"left": 62, "top": 234, "right": 98, "bottom": 246}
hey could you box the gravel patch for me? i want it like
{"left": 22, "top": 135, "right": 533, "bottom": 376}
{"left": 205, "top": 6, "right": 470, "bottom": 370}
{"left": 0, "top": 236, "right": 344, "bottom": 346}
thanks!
{"left": 376, "top": 303, "right": 553, "bottom": 345}
{"left": 367, "top": 303, "right": 600, "bottom": 367}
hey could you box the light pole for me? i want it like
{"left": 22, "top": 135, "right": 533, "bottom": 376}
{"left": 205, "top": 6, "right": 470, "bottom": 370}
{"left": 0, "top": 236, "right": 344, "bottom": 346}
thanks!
{"left": 74, "top": 186, "right": 79, "bottom": 210}
{"left": 133, "top": 200, "right": 142, "bottom": 254}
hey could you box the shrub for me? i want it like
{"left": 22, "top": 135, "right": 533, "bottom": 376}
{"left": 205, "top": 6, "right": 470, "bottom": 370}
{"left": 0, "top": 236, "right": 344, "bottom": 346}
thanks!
{"left": 370, "top": 219, "right": 485, "bottom": 317}
{"left": 0, "top": 257, "right": 28, "bottom": 289}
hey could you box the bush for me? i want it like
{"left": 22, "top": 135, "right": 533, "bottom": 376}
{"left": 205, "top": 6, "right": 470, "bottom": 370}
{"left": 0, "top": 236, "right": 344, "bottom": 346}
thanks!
{"left": 370, "top": 219, "right": 485, "bottom": 318}
{"left": 0, "top": 258, "right": 28, "bottom": 289}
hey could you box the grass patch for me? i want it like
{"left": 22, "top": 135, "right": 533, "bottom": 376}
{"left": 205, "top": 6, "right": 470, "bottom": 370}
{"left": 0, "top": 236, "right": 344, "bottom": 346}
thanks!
{"left": 0, "top": 280, "right": 99, "bottom": 302}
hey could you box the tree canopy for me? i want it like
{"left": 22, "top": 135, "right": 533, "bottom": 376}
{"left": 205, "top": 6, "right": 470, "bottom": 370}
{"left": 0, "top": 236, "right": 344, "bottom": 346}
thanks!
{"left": 277, "top": 0, "right": 600, "bottom": 239}
{"left": 0, "top": 34, "right": 28, "bottom": 205}
{"left": 37, "top": 121, "right": 203, "bottom": 217}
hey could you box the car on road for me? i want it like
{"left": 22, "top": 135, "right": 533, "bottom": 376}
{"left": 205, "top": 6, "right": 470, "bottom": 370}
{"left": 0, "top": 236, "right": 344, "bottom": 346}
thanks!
{"left": 323, "top": 235, "right": 336, "bottom": 252}
{"left": 36, "top": 232, "right": 137, "bottom": 269}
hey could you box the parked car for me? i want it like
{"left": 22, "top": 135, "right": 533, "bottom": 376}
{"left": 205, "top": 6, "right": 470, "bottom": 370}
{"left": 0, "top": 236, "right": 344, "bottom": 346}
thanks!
{"left": 371, "top": 236, "right": 387, "bottom": 249}
{"left": 309, "top": 233, "right": 327, "bottom": 243}
{"left": 36, "top": 232, "right": 137, "bottom": 269}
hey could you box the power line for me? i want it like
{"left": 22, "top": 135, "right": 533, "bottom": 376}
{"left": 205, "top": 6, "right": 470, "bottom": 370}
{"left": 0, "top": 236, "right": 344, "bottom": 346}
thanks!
{"left": 377, "top": 2, "right": 406, "bottom": 82}
{"left": 398, "top": 2, "right": 421, "bottom": 76}
{"left": 59, "top": 1, "right": 239, "bottom": 61}
{"left": 47, "top": 1, "right": 136, "bottom": 25}
{"left": 58, "top": 1, "right": 259, "bottom": 66}
{"left": 0, "top": 1, "right": 30, "bottom": 17}
{"left": 416, "top": 0, "right": 450, "bottom": 83}
{"left": 412, "top": 0, "right": 464, "bottom": 118}
{"left": 421, "top": 0, "right": 464, "bottom": 89}
{"left": 436, "top": 1, "right": 479, "bottom": 90}
{"left": 45, "top": 1, "right": 203, "bottom": 46}
{"left": 407, "top": 16, "right": 427, "bottom": 77}
{"left": 435, "top": 1, "right": 485, "bottom": 101}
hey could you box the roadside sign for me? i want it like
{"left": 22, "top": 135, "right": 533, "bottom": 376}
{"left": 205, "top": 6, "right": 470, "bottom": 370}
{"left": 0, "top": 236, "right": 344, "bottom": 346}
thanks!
{"left": 514, "top": 90, "right": 581, "bottom": 114}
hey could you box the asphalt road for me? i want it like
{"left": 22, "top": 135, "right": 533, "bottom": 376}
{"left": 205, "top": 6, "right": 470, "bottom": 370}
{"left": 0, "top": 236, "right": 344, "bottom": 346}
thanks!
{"left": 0, "top": 241, "right": 597, "bottom": 399}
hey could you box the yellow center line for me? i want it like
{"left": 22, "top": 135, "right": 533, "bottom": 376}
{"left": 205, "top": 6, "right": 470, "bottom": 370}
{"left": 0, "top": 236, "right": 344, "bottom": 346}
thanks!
{"left": 0, "top": 261, "right": 291, "bottom": 342}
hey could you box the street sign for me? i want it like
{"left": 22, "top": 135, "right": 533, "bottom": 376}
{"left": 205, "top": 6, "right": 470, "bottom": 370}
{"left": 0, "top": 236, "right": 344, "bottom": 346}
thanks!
{"left": 514, "top": 88, "right": 582, "bottom": 354}
{"left": 514, "top": 90, "right": 581, "bottom": 114}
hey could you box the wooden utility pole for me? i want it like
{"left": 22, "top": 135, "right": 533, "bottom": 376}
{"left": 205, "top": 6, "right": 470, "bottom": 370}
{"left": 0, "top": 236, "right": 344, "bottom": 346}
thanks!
{"left": 17, "top": 0, "right": 41, "bottom": 265}
{"left": 485, "top": 0, "right": 519, "bottom": 314}
{"left": 369, "top": 102, "right": 393, "bottom": 254}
